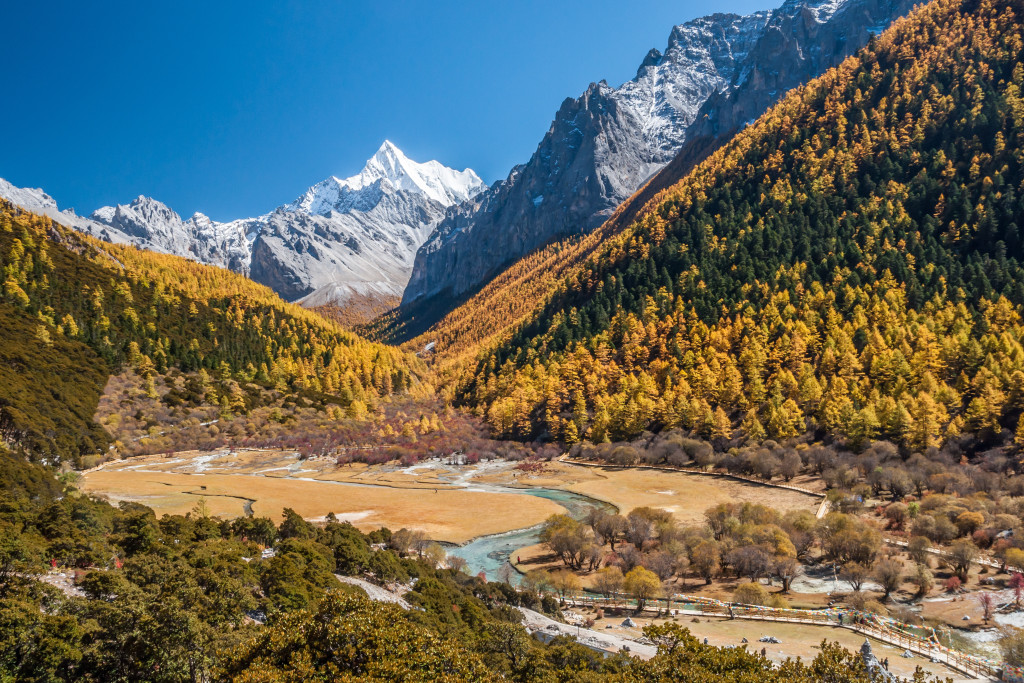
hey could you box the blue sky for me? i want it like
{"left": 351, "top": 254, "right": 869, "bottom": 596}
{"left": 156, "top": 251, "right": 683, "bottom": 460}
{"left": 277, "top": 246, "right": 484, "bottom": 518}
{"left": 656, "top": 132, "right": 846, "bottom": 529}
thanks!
{"left": 2, "top": 0, "right": 771, "bottom": 221}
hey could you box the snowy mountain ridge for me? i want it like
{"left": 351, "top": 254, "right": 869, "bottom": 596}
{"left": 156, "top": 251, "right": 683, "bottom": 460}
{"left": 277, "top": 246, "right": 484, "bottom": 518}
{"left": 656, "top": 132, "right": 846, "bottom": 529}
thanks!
{"left": 0, "top": 142, "right": 485, "bottom": 307}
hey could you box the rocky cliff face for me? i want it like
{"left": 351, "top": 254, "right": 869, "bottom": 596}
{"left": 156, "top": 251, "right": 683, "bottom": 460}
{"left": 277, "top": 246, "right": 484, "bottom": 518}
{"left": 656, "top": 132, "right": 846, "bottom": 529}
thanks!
{"left": 402, "top": 0, "right": 916, "bottom": 308}
{"left": 88, "top": 197, "right": 253, "bottom": 272}
{"left": 1, "top": 142, "right": 484, "bottom": 307}
{"left": 647, "top": 0, "right": 915, "bottom": 202}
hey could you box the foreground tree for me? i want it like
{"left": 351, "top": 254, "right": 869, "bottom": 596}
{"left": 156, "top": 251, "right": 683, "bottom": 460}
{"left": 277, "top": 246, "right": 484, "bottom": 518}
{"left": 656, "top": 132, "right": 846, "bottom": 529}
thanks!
{"left": 733, "top": 582, "right": 770, "bottom": 606}
{"left": 593, "top": 566, "right": 624, "bottom": 599}
{"left": 774, "top": 556, "right": 801, "bottom": 593}
{"left": 1011, "top": 573, "right": 1024, "bottom": 606}
{"left": 946, "top": 540, "right": 978, "bottom": 582}
{"left": 540, "top": 514, "right": 593, "bottom": 569}
{"left": 217, "top": 592, "right": 495, "bottom": 681}
{"left": 623, "top": 566, "right": 661, "bottom": 612}
{"left": 910, "top": 564, "right": 934, "bottom": 599}
{"left": 840, "top": 563, "right": 871, "bottom": 592}
{"left": 691, "top": 541, "right": 721, "bottom": 585}
{"left": 873, "top": 557, "right": 904, "bottom": 602}
{"left": 1002, "top": 627, "right": 1024, "bottom": 667}
{"left": 979, "top": 593, "right": 995, "bottom": 625}
{"left": 549, "top": 570, "right": 582, "bottom": 602}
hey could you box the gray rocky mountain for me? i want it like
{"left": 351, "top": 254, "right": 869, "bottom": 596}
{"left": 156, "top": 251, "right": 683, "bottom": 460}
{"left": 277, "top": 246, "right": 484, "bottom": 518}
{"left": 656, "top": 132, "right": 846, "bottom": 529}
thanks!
{"left": 88, "top": 197, "right": 253, "bottom": 272}
{"left": 402, "top": 0, "right": 916, "bottom": 309}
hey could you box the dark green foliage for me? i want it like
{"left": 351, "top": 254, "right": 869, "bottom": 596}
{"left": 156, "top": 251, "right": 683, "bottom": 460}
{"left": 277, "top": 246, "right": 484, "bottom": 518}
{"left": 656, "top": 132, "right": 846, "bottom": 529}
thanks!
{"left": 277, "top": 507, "right": 317, "bottom": 541}
{"left": 0, "top": 447, "right": 60, "bottom": 504}
{"left": 0, "top": 304, "right": 110, "bottom": 462}
{"left": 318, "top": 519, "right": 372, "bottom": 575}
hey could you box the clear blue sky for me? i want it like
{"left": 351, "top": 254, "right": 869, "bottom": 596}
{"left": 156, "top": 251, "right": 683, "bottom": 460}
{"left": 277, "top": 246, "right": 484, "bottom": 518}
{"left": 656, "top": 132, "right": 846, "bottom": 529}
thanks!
{"left": 1, "top": 0, "right": 771, "bottom": 221}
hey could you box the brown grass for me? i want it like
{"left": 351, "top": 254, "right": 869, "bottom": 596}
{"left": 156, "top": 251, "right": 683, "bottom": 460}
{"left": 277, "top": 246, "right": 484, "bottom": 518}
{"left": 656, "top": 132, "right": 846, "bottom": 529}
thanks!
{"left": 558, "top": 466, "right": 819, "bottom": 523}
{"left": 83, "top": 451, "right": 819, "bottom": 546}
{"left": 81, "top": 469, "right": 562, "bottom": 544}
{"left": 469, "top": 462, "right": 819, "bottom": 522}
{"left": 471, "top": 461, "right": 606, "bottom": 489}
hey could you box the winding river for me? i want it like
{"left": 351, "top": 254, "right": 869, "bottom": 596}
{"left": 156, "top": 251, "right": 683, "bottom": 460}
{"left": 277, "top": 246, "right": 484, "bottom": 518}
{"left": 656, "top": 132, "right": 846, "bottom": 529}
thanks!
{"left": 446, "top": 487, "right": 615, "bottom": 581}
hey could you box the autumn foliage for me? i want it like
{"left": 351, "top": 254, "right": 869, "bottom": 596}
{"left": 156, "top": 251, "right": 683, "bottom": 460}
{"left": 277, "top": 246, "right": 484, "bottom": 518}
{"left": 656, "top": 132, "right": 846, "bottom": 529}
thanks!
{"left": 452, "top": 0, "right": 1024, "bottom": 454}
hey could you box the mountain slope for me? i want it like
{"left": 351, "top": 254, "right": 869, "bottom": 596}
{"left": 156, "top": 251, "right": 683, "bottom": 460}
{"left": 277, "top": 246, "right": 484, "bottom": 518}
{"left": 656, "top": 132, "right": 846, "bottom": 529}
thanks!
{"left": 1, "top": 142, "right": 484, "bottom": 307}
{"left": 0, "top": 199, "right": 425, "bottom": 465}
{"left": 458, "top": 0, "right": 1024, "bottom": 452}
{"left": 400, "top": 0, "right": 916, "bottom": 315}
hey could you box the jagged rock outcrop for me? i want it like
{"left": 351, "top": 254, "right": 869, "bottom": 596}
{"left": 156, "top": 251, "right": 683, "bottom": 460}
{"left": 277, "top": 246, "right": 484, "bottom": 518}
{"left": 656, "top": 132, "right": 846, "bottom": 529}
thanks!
{"left": 88, "top": 197, "right": 253, "bottom": 271}
{"left": 402, "top": 0, "right": 916, "bottom": 309}
{"left": 859, "top": 640, "right": 899, "bottom": 682}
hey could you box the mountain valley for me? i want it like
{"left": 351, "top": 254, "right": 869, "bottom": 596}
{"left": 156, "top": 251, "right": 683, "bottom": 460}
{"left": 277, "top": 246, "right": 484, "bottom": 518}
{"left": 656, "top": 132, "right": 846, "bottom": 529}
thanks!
{"left": 2, "top": 0, "right": 1024, "bottom": 680}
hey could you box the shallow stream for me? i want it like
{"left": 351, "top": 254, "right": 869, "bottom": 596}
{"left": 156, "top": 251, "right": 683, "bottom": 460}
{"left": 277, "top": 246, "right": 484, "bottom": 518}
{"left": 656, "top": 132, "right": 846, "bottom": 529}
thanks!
{"left": 446, "top": 487, "right": 615, "bottom": 581}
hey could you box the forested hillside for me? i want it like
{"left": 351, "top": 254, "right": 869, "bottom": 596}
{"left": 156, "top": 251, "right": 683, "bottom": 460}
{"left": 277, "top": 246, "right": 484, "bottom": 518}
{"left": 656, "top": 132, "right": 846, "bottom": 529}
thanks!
{"left": 460, "top": 0, "right": 1024, "bottom": 452}
{"left": 0, "top": 200, "right": 425, "bottom": 465}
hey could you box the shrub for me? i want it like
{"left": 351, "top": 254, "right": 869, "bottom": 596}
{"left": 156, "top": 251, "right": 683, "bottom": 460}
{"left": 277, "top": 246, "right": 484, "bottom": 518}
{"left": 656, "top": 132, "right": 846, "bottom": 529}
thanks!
{"left": 732, "top": 582, "right": 769, "bottom": 606}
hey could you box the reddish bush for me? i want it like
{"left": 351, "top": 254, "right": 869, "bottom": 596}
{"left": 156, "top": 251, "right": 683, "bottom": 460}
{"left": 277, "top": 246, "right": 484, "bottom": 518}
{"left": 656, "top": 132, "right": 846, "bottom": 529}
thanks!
{"left": 972, "top": 529, "right": 994, "bottom": 549}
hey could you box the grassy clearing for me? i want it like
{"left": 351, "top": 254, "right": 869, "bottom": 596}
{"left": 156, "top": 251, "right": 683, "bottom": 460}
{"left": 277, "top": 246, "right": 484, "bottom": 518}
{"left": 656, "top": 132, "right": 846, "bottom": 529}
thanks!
{"left": 472, "top": 461, "right": 819, "bottom": 522}
{"left": 557, "top": 466, "right": 819, "bottom": 524}
{"left": 81, "top": 469, "right": 563, "bottom": 544}
{"left": 83, "top": 451, "right": 818, "bottom": 544}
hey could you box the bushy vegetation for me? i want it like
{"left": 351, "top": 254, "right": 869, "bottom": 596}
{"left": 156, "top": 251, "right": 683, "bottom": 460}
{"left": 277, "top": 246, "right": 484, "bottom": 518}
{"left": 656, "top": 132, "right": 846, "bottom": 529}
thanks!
{"left": 95, "top": 369, "right": 543, "bottom": 465}
{"left": 533, "top": 500, "right": 842, "bottom": 597}
{"left": 571, "top": 429, "right": 1024, "bottom": 559}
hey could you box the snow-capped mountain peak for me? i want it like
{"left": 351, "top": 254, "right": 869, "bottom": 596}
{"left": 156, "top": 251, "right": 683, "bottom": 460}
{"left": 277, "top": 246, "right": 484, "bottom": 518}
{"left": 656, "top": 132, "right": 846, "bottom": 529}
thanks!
{"left": 293, "top": 141, "right": 486, "bottom": 217}
{"left": 360, "top": 140, "right": 485, "bottom": 205}
{"left": 88, "top": 195, "right": 187, "bottom": 248}
{"left": 187, "top": 212, "right": 213, "bottom": 227}
{"left": 786, "top": 0, "right": 847, "bottom": 22}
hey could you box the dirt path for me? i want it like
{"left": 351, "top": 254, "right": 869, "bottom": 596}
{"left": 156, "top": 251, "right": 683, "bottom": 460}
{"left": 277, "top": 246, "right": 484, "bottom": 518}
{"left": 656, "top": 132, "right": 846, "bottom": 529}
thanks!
{"left": 518, "top": 607, "right": 658, "bottom": 659}
{"left": 335, "top": 576, "right": 411, "bottom": 610}
{"left": 26, "top": 572, "right": 86, "bottom": 598}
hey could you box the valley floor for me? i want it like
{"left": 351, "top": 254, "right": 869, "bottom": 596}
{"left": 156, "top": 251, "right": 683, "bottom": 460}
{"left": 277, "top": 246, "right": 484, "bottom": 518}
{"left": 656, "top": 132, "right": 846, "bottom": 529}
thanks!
{"left": 80, "top": 450, "right": 564, "bottom": 544}
{"left": 80, "top": 450, "right": 820, "bottom": 542}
